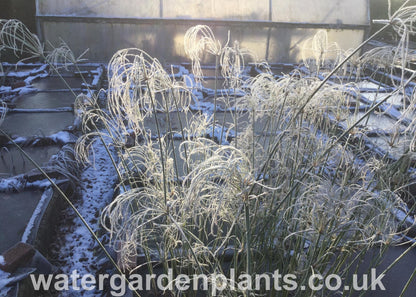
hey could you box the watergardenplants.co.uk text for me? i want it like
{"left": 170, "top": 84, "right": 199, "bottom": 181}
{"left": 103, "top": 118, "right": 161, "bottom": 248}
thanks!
{"left": 29, "top": 268, "right": 387, "bottom": 296}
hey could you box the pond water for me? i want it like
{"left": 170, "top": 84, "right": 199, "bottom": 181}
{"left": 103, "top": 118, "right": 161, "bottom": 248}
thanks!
{"left": 201, "top": 78, "right": 227, "bottom": 89}
{"left": 0, "top": 190, "right": 42, "bottom": 253}
{"left": 1, "top": 112, "right": 74, "bottom": 137}
{"left": 12, "top": 92, "right": 76, "bottom": 109}
{"left": 31, "top": 77, "right": 85, "bottom": 90}
{"left": 0, "top": 67, "right": 80, "bottom": 257}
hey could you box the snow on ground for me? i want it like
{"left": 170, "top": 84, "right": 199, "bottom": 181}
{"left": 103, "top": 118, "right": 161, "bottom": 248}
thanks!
{"left": 0, "top": 86, "right": 11, "bottom": 94}
{"left": 21, "top": 188, "right": 53, "bottom": 243}
{"left": 0, "top": 256, "right": 4, "bottom": 266}
{"left": 0, "top": 175, "right": 26, "bottom": 192}
{"left": 52, "top": 137, "right": 118, "bottom": 296}
{"left": 0, "top": 174, "right": 57, "bottom": 192}
{"left": 0, "top": 64, "right": 47, "bottom": 79}
{"left": 91, "top": 66, "right": 104, "bottom": 88}
{"left": 10, "top": 131, "right": 77, "bottom": 147}
{"left": 48, "top": 131, "right": 78, "bottom": 144}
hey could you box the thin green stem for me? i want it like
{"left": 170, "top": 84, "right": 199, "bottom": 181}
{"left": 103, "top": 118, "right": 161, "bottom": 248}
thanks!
{"left": 244, "top": 201, "right": 251, "bottom": 297}
{"left": 213, "top": 55, "right": 219, "bottom": 141}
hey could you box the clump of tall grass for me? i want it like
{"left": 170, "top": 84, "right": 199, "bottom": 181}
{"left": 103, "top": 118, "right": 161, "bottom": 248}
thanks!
{"left": 0, "top": 19, "right": 87, "bottom": 69}
{"left": 2, "top": 3, "right": 416, "bottom": 296}
{"left": 301, "top": 29, "right": 342, "bottom": 74}
{"left": 75, "top": 11, "right": 416, "bottom": 297}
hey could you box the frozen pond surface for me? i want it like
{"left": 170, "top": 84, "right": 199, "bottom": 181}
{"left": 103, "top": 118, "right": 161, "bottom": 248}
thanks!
{"left": 31, "top": 77, "right": 84, "bottom": 90}
{"left": 201, "top": 77, "right": 227, "bottom": 89}
{"left": 1, "top": 112, "right": 74, "bottom": 137}
{"left": 0, "top": 190, "right": 42, "bottom": 253}
{"left": 362, "top": 92, "right": 404, "bottom": 105}
{"left": 355, "top": 80, "right": 384, "bottom": 89}
{"left": 346, "top": 111, "right": 403, "bottom": 131}
{"left": 0, "top": 64, "right": 89, "bottom": 259}
{"left": 370, "top": 135, "right": 411, "bottom": 160}
{"left": 12, "top": 92, "right": 76, "bottom": 109}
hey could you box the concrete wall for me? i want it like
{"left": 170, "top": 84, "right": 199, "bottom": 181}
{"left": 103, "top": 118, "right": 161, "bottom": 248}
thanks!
{"left": 37, "top": 0, "right": 160, "bottom": 18}
{"left": 36, "top": 0, "right": 370, "bottom": 63}
{"left": 272, "top": 0, "right": 368, "bottom": 24}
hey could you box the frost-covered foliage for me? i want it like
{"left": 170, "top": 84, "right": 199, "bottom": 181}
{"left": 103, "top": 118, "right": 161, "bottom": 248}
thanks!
{"left": 2, "top": 6, "right": 416, "bottom": 296}
{"left": 73, "top": 19, "right": 416, "bottom": 296}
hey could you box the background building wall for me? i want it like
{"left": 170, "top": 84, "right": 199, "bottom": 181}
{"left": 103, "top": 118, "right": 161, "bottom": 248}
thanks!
{"left": 33, "top": 1, "right": 370, "bottom": 63}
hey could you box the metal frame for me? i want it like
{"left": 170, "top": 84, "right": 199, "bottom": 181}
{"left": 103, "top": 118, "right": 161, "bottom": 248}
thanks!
{"left": 36, "top": 15, "right": 370, "bottom": 31}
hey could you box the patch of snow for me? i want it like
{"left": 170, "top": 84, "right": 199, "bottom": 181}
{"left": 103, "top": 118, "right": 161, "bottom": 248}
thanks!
{"left": 394, "top": 208, "right": 415, "bottom": 226}
{"left": 17, "top": 86, "right": 37, "bottom": 96}
{"left": 24, "top": 72, "right": 48, "bottom": 85}
{"left": 11, "top": 137, "right": 27, "bottom": 145}
{"left": 0, "top": 71, "right": 29, "bottom": 78}
{"left": 81, "top": 83, "right": 93, "bottom": 89}
{"left": 0, "top": 175, "right": 57, "bottom": 192}
{"left": 0, "top": 256, "right": 5, "bottom": 266}
{"left": 0, "top": 269, "right": 11, "bottom": 291}
{"left": 183, "top": 74, "right": 198, "bottom": 90}
{"left": 25, "top": 179, "right": 53, "bottom": 189}
{"left": 0, "top": 286, "right": 12, "bottom": 297}
{"left": 91, "top": 66, "right": 103, "bottom": 87}
{"left": 169, "top": 65, "right": 189, "bottom": 79}
{"left": 0, "top": 176, "right": 25, "bottom": 192}
{"left": 48, "top": 131, "right": 77, "bottom": 144}
{"left": 0, "top": 65, "right": 47, "bottom": 79}
{"left": 21, "top": 188, "right": 53, "bottom": 243}
{"left": 0, "top": 86, "right": 12, "bottom": 93}
{"left": 10, "top": 132, "right": 76, "bottom": 147}
{"left": 356, "top": 81, "right": 383, "bottom": 90}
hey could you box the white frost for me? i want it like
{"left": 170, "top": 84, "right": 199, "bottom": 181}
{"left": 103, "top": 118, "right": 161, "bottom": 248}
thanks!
{"left": 0, "top": 269, "right": 11, "bottom": 291}
{"left": 394, "top": 208, "right": 415, "bottom": 226}
{"left": 0, "top": 86, "right": 12, "bottom": 93}
{"left": 22, "top": 188, "right": 53, "bottom": 243}
{"left": 49, "top": 131, "right": 77, "bottom": 144}
{"left": 0, "top": 176, "right": 25, "bottom": 192}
